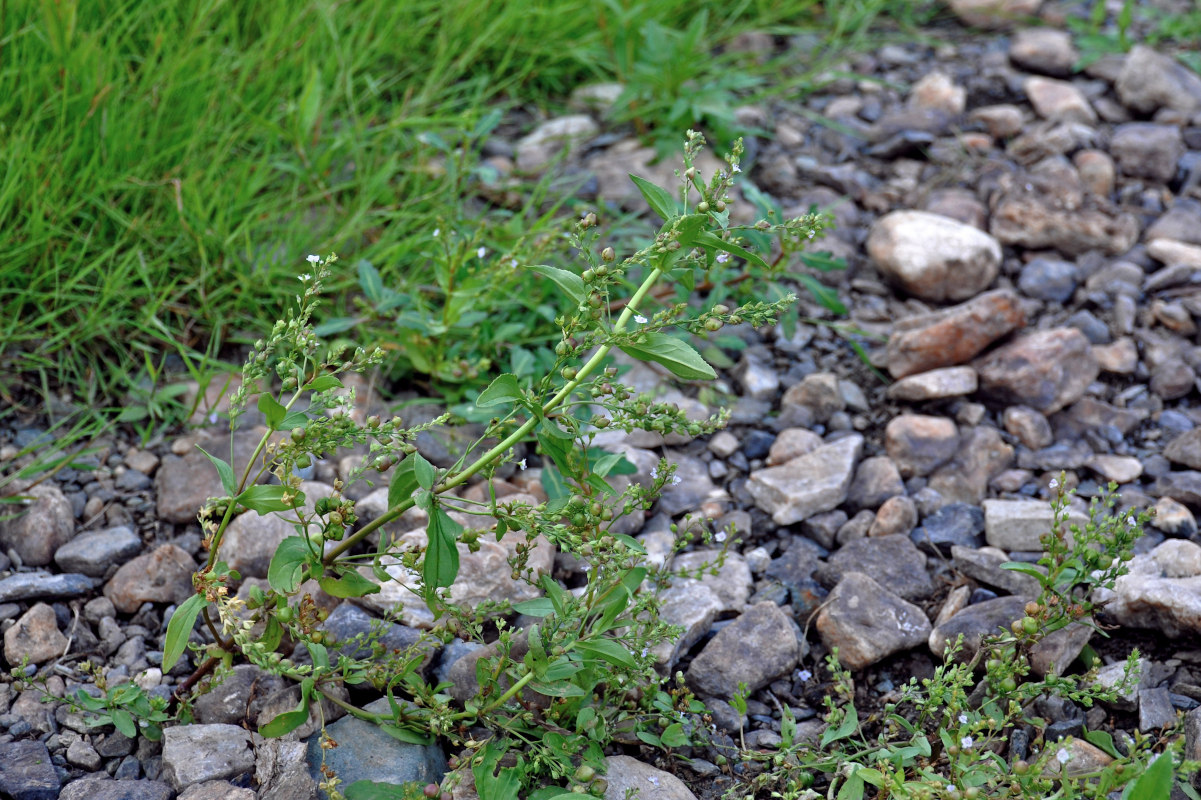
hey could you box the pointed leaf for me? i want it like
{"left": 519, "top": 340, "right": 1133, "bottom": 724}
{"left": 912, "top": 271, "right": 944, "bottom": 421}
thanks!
{"left": 425, "top": 506, "right": 462, "bottom": 589}
{"left": 318, "top": 569, "right": 381, "bottom": 598}
{"left": 412, "top": 454, "right": 436, "bottom": 491}
{"left": 268, "top": 537, "right": 312, "bottom": 593}
{"left": 238, "top": 484, "right": 303, "bottom": 514}
{"left": 162, "top": 593, "right": 206, "bottom": 672}
{"left": 196, "top": 446, "right": 236, "bottom": 497}
{"left": 259, "top": 682, "right": 311, "bottom": 738}
{"left": 307, "top": 375, "right": 343, "bottom": 392}
{"left": 1127, "top": 753, "right": 1173, "bottom": 800}
{"left": 694, "top": 230, "right": 769, "bottom": 270}
{"left": 619, "top": 332, "right": 716, "bottom": 380}
{"left": 629, "top": 174, "right": 677, "bottom": 221}
{"left": 796, "top": 274, "right": 847, "bottom": 315}
{"left": 477, "top": 373, "right": 522, "bottom": 408}
{"left": 378, "top": 725, "right": 434, "bottom": 746}
{"left": 258, "top": 394, "right": 287, "bottom": 428}
{"left": 528, "top": 265, "right": 585, "bottom": 304}
{"left": 358, "top": 260, "right": 384, "bottom": 304}
{"left": 110, "top": 708, "right": 137, "bottom": 739}
{"left": 573, "top": 638, "right": 636, "bottom": 668}
{"left": 388, "top": 457, "right": 419, "bottom": 508}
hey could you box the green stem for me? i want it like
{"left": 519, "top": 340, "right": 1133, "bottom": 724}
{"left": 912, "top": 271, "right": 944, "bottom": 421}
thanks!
{"left": 323, "top": 261, "right": 665, "bottom": 564}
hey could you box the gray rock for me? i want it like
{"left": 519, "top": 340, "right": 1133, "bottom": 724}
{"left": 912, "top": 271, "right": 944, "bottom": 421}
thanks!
{"left": 1017, "top": 440, "right": 1094, "bottom": 471}
{"left": 104, "top": 544, "right": 196, "bottom": 614}
{"left": 1115, "top": 45, "right": 1201, "bottom": 116}
{"left": 305, "top": 697, "right": 447, "bottom": 798}
{"left": 1009, "top": 27, "right": 1076, "bottom": 76}
{"left": 321, "top": 602, "right": 434, "bottom": 670}
{"left": 156, "top": 432, "right": 265, "bottom": 524}
{"left": 928, "top": 595, "right": 1028, "bottom": 662}
{"left": 191, "top": 664, "right": 288, "bottom": 725}
{"left": 179, "top": 781, "right": 255, "bottom": 800}
{"left": 1151, "top": 358, "right": 1196, "bottom": 400}
{"left": 1003, "top": 405, "right": 1053, "bottom": 450}
{"left": 1018, "top": 258, "right": 1078, "bottom": 303}
{"left": 602, "top": 755, "right": 698, "bottom": 800}
{"left": 58, "top": 779, "right": 173, "bottom": 800}
{"left": 928, "top": 425, "right": 1015, "bottom": 506}
{"left": 515, "top": 115, "right": 598, "bottom": 172}
{"left": 974, "top": 328, "right": 1099, "bottom": 414}
{"left": 0, "top": 740, "right": 60, "bottom": 800}
{"left": 733, "top": 351, "right": 780, "bottom": 401}
{"left": 54, "top": 526, "right": 142, "bottom": 577}
{"left": 816, "top": 534, "right": 933, "bottom": 600}
{"left": 1152, "top": 497, "right": 1197, "bottom": 538}
{"left": 1024, "top": 76, "right": 1096, "bottom": 124}
{"left": 1139, "top": 687, "right": 1178, "bottom": 731}
{"left": 686, "top": 602, "right": 800, "bottom": 699}
{"left": 886, "top": 367, "right": 978, "bottom": 402}
{"left": 1096, "top": 539, "right": 1201, "bottom": 637}
{"left": 983, "top": 498, "right": 1087, "bottom": 551}
{"left": 1148, "top": 199, "right": 1201, "bottom": 245}
{"left": 867, "top": 210, "right": 1001, "bottom": 302}
{"left": 1030, "top": 622, "right": 1092, "bottom": 677}
{"left": 846, "top": 456, "right": 905, "bottom": 511}
{"left": 1155, "top": 470, "right": 1201, "bottom": 507}
{"left": 910, "top": 503, "right": 985, "bottom": 555}
{"left": 951, "top": 545, "right": 1042, "bottom": 597}
{"left": 947, "top": 0, "right": 1041, "bottom": 29}
{"left": 886, "top": 289, "right": 1025, "bottom": 379}
{"left": 1164, "top": 429, "right": 1201, "bottom": 470}
{"left": 884, "top": 415, "right": 959, "bottom": 478}
{"left": 670, "top": 550, "right": 753, "bottom": 613}
{"left": 256, "top": 738, "right": 317, "bottom": 800}
{"left": 1110, "top": 123, "right": 1183, "bottom": 183}
{"left": 747, "top": 434, "right": 862, "bottom": 525}
{"left": 1092, "top": 659, "right": 1141, "bottom": 711}
{"left": 3, "top": 603, "right": 67, "bottom": 666}
{"left": 1186, "top": 707, "right": 1201, "bottom": 791}
{"left": 650, "top": 580, "right": 722, "bottom": 668}
{"left": 990, "top": 194, "right": 1139, "bottom": 256}
{"left": 64, "top": 739, "right": 101, "bottom": 770}
{"left": 658, "top": 453, "right": 719, "bottom": 516}
{"left": 781, "top": 373, "right": 844, "bottom": 423}
{"left": 161, "top": 724, "right": 255, "bottom": 789}
{"left": 816, "top": 572, "right": 931, "bottom": 670}
{"left": 0, "top": 484, "right": 74, "bottom": 567}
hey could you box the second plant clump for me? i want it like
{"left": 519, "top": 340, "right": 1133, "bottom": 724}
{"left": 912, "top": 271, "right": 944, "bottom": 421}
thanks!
{"left": 63, "top": 134, "right": 1194, "bottom": 800}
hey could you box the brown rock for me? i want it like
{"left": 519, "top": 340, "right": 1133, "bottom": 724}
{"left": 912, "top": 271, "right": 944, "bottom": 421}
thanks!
{"left": 885, "top": 415, "right": 960, "bottom": 478}
{"left": 928, "top": 425, "right": 1015, "bottom": 505}
{"left": 1092, "top": 338, "right": 1138, "bottom": 374}
{"left": 1110, "top": 123, "right": 1184, "bottom": 183}
{"left": 1024, "top": 77, "right": 1096, "bottom": 124}
{"left": 969, "top": 104, "right": 1025, "bottom": 139}
{"left": 868, "top": 496, "right": 918, "bottom": 537}
{"left": 867, "top": 211, "right": 1001, "bottom": 302}
{"left": 104, "top": 544, "right": 197, "bottom": 614}
{"left": 974, "top": 328, "right": 1099, "bottom": 413}
{"left": 1115, "top": 45, "right": 1201, "bottom": 116}
{"left": 886, "top": 367, "right": 978, "bottom": 401}
{"left": 1074, "top": 150, "right": 1116, "bottom": 197}
{"left": 1009, "top": 28, "right": 1077, "bottom": 76}
{"left": 948, "top": 0, "right": 1042, "bottom": 29}
{"left": 886, "top": 289, "right": 1026, "bottom": 379}
{"left": 3, "top": 603, "right": 68, "bottom": 666}
{"left": 0, "top": 484, "right": 74, "bottom": 567}
{"left": 816, "top": 572, "right": 931, "bottom": 670}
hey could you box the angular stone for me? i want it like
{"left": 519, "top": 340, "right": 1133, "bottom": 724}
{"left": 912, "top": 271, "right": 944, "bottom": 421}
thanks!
{"left": 766, "top": 428, "right": 823, "bottom": 466}
{"left": 885, "top": 415, "right": 959, "bottom": 478}
{"left": 0, "top": 572, "right": 96, "bottom": 603}
{"left": 952, "top": 545, "right": 1042, "bottom": 597}
{"left": 781, "top": 373, "right": 844, "bottom": 423}
{"left": 929, "top": 595, "right": 1028, "bottom": 662}
{"left": 1096, "top": 539, "right": 1201, "bottom": 637}
{"left": 816, "top": 572, "right": 931, "bottom": 670}
{"left": 256, "top": 738, "right": 317, "bottom": 800}
{"left": 602, "top": 756, "right": 698, "bottom": 800}
{"left": 1009, "top": 27, "right": 1077, "bottom": 76}
{"left": 191, "top": 664, "right": 288, "bottom": 725}
{"left": 1092, "top": 659, "right": 1141, "bottom": 711}
{"left": 54, "top": 526, "right": 142, "bottom": 577}
{"left": 670, "top": 550, "right": 753, "bottom": 613}
{"left": 161, "top": 724, "right": 255, "bottom": 790}
{"left": 969, "top": 104, "right": 1024, "bottom": 138}
{"left": 1148, "top": 200, "right": 1201, "bottom": 245}
{"left": 1092, "top": 339, "right": 1138, "bottom": 374}
{"left": 156, "top": 432, "right": 266, "bottom": 524}
{"left": 59, "top": 779, "right": 173, "bottom": 800}
{"left": 990, "top": 195, "right": 1139, "bottom": 256}
{"left": 1148, "top": 238, "right": 1201, "bottom": 269}
{"left": 911, "top": 503, "right": 985, "bottom": 555}
{"left": 1024, "top": 77, "right": 1096, "bottom": 123}
{"left": 928, "top": 425, "right": 1015, "bottom": 505}
{"left": 650, "top": 580, "right": 721, "bottom": 668}
{"left": 1111, "top": 123, "right": 1183, "bottom": 182}
{"left": 747, "top": 435, "right": 863, "bottom": 525}
{"left": 948, "top": 0, "right": 1041, "bottom": 29}
{"left": 3, "top": 603, "right": 67, "bottom": 666}
{"left": 975, "top": 328, "right": 1099, "bottom": 414}
{"left": 869, "top": 495, "right": 917, "bottom": 537}
{"left": 0, "top": 484, "right": 73, "bottom": 567}
{"left": 1153, "top": 471, "right": 1201, "bottom": 507}
{"left": 1046, "top": 740, "right": 1113, "bottom": 778}
{"left": 886, "top": 289, "right": 1025, "bottom": 379}
{"left": 0, "top": 740, "right": 61, "bottom": 800}
{"left": 1075, "top": 149, "right": 1115, "bottom": 197}
{"left": 817, "top": 534, "right": 933, "bottom": 601}
{"left": 1139, "top": 687, "right": 1177, "bottom": 731}
{"left": 983, "top": 498, "right": 1087, "bottom": 551}
{"left": 1003, "top": 405, "right": 1053, "bottom": 450}
{"left": 1115, "top": 45, "right": 1201, "bottom": 116}
{"left": 1030, "top": 622, "right": 1092, "bottom": 677}
{"left": 846, "top": 456, "right": 905, "bottom": 511}
{"left": 686, "top": 602, "right": 800, "bottom": 699}
{"left": 104, "top": 544, "right": 197, "bottom": 614}
{"left": 1152, "top": 497, "right": 1197, "bottom": 538}
{"left": 867, "top": 210, "right": 1001, "bottom": 302}
{"left": 887, "top": 367, "right": 978, "bottom": 401}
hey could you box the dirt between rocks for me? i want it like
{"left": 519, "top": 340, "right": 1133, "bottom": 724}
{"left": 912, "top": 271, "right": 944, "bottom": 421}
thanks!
{"left": 5, "top": 2, "right": 1201, "bottom": 798}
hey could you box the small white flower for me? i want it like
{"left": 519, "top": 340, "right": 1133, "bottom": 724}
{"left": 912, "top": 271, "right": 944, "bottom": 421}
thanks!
{"left": 715, "top": 531, "right": 727, "bottom": 543}
{"left": 511, "top": 259, "right": 518, "bottom": 268}
{"left": 517, "top": 459, "right": 527, "bottom": 470}
{"left": 650, "top": 466, "right": 659, "bottom": 480}
{"left": 433, "top": 228, "right": 440, "bottom": 237}
{"left": 958, "top": 713, "right": 968, "bottom": 724}
{"left": 1049, "top": 479, "right": 1059, "bottom": 489}
{"left": 1057, "top": 748, "right": 1071, "bottom": 764}
{"left": 298, "top": 274, "right": 311, "bottom": 282}
{"left": 477, "top": 246, "right": 487, "bottom": 259}
{"left": 732, "top": 164, "right": 741, "bottom": 173}
{"left": 670, "top": 475, "right": 681, "bottom": 486}
{"left": 806, "top": 230, "right": 815, "bottom": 239}
{"left": 797, "top": 669, "right": 812, "bottom": 681}
{"left": 306, "top": 254, "right": 320, "bottom": 264}
{"left": 716, "top": 252, "right": 730, "bottom": 264}
{"left": 634, "top": 314, "right": 648, "bottom": 324}
{"left": 961, "top": 736, "right": 974, "bottom": 749}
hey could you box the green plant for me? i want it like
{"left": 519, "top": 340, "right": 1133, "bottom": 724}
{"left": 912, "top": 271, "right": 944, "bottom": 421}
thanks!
{"left": 715, "top": 479, "right": 1198, "bottom": 800}
{"left": 148, "top": 135, "right": 814, "bottom": 798}
{"left": 0, "top": 409, "right": 105, "bottom": 521}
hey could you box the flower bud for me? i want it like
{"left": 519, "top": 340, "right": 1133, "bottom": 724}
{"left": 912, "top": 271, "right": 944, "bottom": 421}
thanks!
{"left": 601, "top": 247, "right": 615, "bottom": 262}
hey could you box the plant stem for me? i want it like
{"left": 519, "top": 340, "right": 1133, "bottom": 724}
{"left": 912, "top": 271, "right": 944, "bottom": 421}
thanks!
{"left": 323, "top": 261, "right": 665, "bottom": 564}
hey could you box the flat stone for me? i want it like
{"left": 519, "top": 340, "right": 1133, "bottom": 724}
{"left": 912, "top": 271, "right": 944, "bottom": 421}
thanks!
{"left": 911, "top": 503, "right": 985, "bottom": 555}
{"left": 766, "top": 428, "right": 823, "bottom": 466}
{"left": 1149, "top": 238, "right": 1201, "bottom": 270}
{"left": 1003, "top": 405, "right": 1053, "bottom": 450}
{"left": 306, "top": 697, "right": 446, "bottom": 794}
{"left": 1092, "top": 339, "right": 1139, "bottom": 374}
{"left": 54, "top": 526, "right": 143, "bottom": 577}
{"left": 3, "top": 603, "right": 67, "bottom": 666}
{"left": 65, "top": 739, "right": 101, "bottom": 770}
{"left": 1096, "top": 539, "right": 1201, "bottom": 637}
{"left": 1092, "top": 659, "right": 1141, "bottom": 711}
{"left": 255, "top": 738, "right": 317, "bottom": 800}
{"left": 1085, "top": 455, "right": 1143, "bottom": 484}
{"left": 670, "top": 550, "right": 753, "bottom": 613}
{"left": 983, "top": 498, "right": 1087, "bottom": 551}
{"left": 1152, "top": 497, "right": 1197, "bottom": 538}
{"left": 886, "top": 367, "right": 978, "bottom": 401}
{"left": 0, "top": 484, "right": 74, "bottom": 567}
{"left": 846, "top": 456, "right": 905, "bottom": 511}
{"left": 781, "top": 373, "right": 844, "bottom": 423}
{"left": 1149, "top": 200, "right": 1201, "bottom": 245}
{"left": 321, "top": 602, "right": 433, "bottom": 669}
{"left": 1030, "top": 621, "right": 1092, "bottom": 677}
{"left": 816, "top": 572, "right": 931, "bottom": 670}
{"left": 1111, "top": 123, "right": 1184, "bottom": 182}
{"left": 929, "top": 595, "right": 1028, "bottom": 663}
{"left": 1024, "top": 77, "right": 1096, "bottom": 124}
{"left": 1009, "top": 27, "right": 1077, "bottom": 76}
{"left": 1052, "top": 397, "right": 1149, "bottom": 438}
{"left": 0, "top": 739, "right": 60, "bottom": 800}
{"left": 1115, "top": 45, "right": 1201, "bottom": 116}
{"left": 867, "top": 210, "right": 1001, "bottom": 302}
{"left": 869, "top": 495, "right": 917, "bottom": 537}
{"left": 651, "top": 580, "right": 722, "bottom": 668}
{"left": 990, "top": 194, "right": 1139, "bottom": 256}
{"left": 1153, "top": 471, "right": 1201, "bottom": 507}
{"left": 974, "top": 328, "right": 1099, "bottom": 413}
{"left": 969, "top": 104, "right": 1024, "bottom": 138}
{"left": 59, "top": 779, "right": 173, "bottom": 800}
{"left": 951, "top": 545, "right": 1042, "bottom": 598}
{"left": 1075, "top": 149, "right": 1115, "bottom": 196}
{"left": 1140, "top": 687, "right": 1178, "bottom": 731}
{"left": 947, "top": 0, "right": 1041, "bottom": 29}
{"left": 928, "top": 426, "right": 1015, "bottom": 505}
{"left": 686, "top": 602, "right": 800, "bottom": 699}
{"left": 747, "top": 435, "right": 863, "bottom": 525}
{"left": 657, "top": 453, "right": 721, "bottom": 515}
{"left": 816, "top": 534, "right": 933, "bottom": 601}
{"left": 191, "top": 664, "right": 288, "bottom": 725}
{"left": 162, "top": 724, "right": 255, "bottom": 790}
{"left": 602, "top": 755, "right": 698, "bottom": 800}
{"left": 885, "top": 415, "right": 959, "bottom": 478}
{"left": 0, "top": 572, "right": 96, "bottom": 603}
{"left": 104, "top": 544, "right": 197, "bottom": 614}
{"left": 1046, "top": 740, "right": 1113, "bottom": 778}
{"left": 156, "top": 432, "right": 266, "bottom": 524}
{"left": 886, "top": 289, "right": 1025, "bottom": 379}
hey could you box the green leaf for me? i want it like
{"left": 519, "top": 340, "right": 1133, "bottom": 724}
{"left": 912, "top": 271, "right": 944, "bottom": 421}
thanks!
{"left": 528, "top": 265, "right": 585, "bottom": 304}
{"left": 307, "top": 375, "right": 343, "bottom": 392}
{"left": 660, "top": 722, "right": 688, "bottom": 748}
{"left": 277, "top": 411, "right": 309, "bottom": 431}
{"left": 238, "top": 484, "right": 303, "bottom": 514}
{"left": 1084, "top": 728, "right": 1119, "bottom": 758}
{"left": 358, "top": 260, "right": 384, "bottom": 305}
{"left": 694, "top": 230, "right": 769, "bottom": 270}
{"left": 477, "top": 373, "right": 522, "bottom": 408}
{"left": 268, "top": 537, "right": 312, "bottom": 593}
{"left": 619, "top": 332, "right": 715, "bottom": 381}
{"left": 318, "top": 569, "right": 381, "bottom": 598}
{"left": 257, "top": 394, "right": 287, "bottom": 428}
{"left": 307, "top": 641, "right": 329, "bottom": 669}
{"left": 573, "top": 638, "right": 636, "bottom": 669}
{"left": 512, "top": 598, "right": 555, "bottom": 617}
{"left": 110, "top": 708, "right": 137, "bottom": 739}
{"left": 259, "top": 691, "right": 311, "bottom": 738}
{"left": 540, "top": 573, "right": 569, "bottom": 617}
{"left": 344, "top": 781, "right": 409, "bottom": 800}
{"left": 821, "top": 705, "right": 859, "bottom": 747}
{"left": 474, "top": 740, "right": 523, "bottom": 800}
{"left": 162, "top": 593, "right": 206, "bottom": 672}
{"left": 412, "top": 454, "right": 436, "bottom": 491}
{"left": 629, "top": 174, "right": 678, "bottom": 221}
{"left": 1127, "top": 753, "right": 1173, "bottom": 800}
{"left": 388, "top": 457, "right": 420, "bottom": 508}
{"left": 425, "top": 506, "right": 462, "bottom": 589}
{"left": 528, "top": 678, "right": 588, "bottom": 697}
{"left": 1001, "top": 562, "right": 1049, "bottom": 582}
{"left": 261, "top": 616, "right": 283, "bottom": 652}
{"left": 378, "top": 725, "right": 434, "bottom": 746}
{"left": 196, "top": 446, "right": 236, "bottom": 497}
{"left": 836, "top": 771, "right": 865, "bottom": 800}
{"left": 313, "top": 317, "right": 359, "bottom": 337}
{"left": 796, "top": 274, "right": 848, "bottom": 315}
{"left": 800, "top": 250, "right": 847, "bottom": 272}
